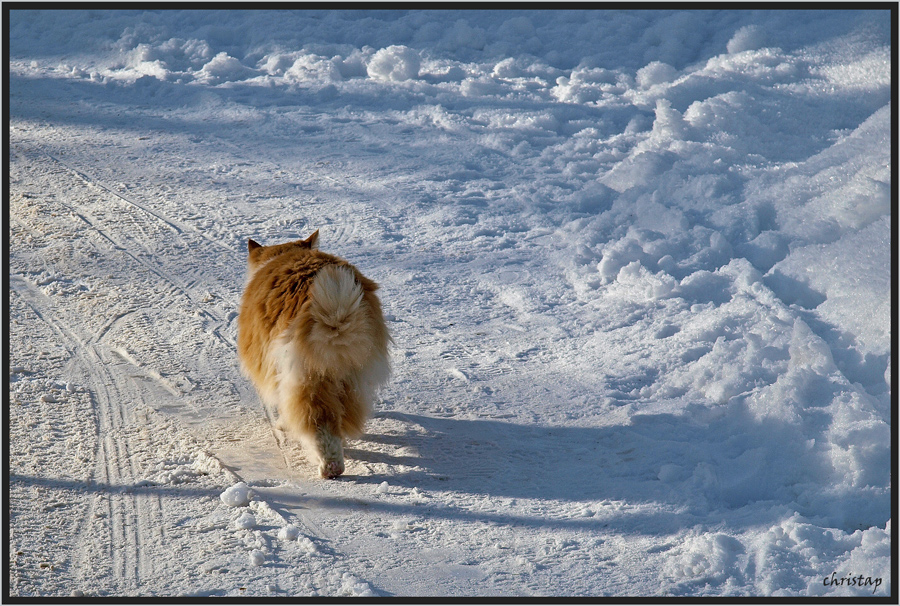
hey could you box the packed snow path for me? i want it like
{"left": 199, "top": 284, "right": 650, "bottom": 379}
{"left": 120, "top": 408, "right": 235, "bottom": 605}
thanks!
{"left": 7, "top": 9, "right": 892, "bottom": 597}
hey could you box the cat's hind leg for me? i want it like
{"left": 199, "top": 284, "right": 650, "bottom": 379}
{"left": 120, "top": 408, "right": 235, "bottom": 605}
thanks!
{"left": 280, "top": 377, "right": 346, "bottom": 479}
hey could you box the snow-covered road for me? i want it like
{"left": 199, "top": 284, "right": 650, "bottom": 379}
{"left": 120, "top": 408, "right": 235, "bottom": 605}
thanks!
{"left": 7, "top": 9, "right": 893, "bottom": 598}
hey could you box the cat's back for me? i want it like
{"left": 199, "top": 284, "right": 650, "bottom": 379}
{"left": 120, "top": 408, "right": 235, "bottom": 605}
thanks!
{"left": 243, "top": 248, "right": 341, "bottom": 330}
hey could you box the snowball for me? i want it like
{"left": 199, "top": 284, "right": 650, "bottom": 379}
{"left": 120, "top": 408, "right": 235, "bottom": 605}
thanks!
{"left": 248, "top": 549, "right": 265, "bottom": 567}
{"left": 375, "top": 481, "right": 390, "bottom": 494}
{"left": 234, "top": 512, "right": 256, "bottom": 529}
{"left": 367, "top": 46, "right": 420, "bottom": 82}
{"left": 278, "top": 524, "right": 300, "bottom": 541}
{"left": 220, "top": 482, "right": 252, "bottom": 507}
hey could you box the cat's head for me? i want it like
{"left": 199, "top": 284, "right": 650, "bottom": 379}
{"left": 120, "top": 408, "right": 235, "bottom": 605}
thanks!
{"left": 246, "top": 230, "right": 319, "bottom": 273}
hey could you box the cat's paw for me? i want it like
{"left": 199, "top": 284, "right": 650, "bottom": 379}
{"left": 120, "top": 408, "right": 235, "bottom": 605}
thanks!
{"left": 314, "top": 426, "right": 345, "bottom": 479}
{"left": 320, "top": 459, "right": 344, "bottom": 479}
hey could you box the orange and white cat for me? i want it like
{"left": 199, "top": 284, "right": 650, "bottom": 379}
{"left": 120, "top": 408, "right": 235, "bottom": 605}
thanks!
{"left": 237, "top": 230, "right": 391, "bottom": 478}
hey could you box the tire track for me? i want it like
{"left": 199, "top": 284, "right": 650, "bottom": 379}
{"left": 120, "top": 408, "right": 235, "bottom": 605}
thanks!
{"left": 10, "top": 275, "right": 159, "bottom": 595}
{"left": 59, "top": 198, "right": 235, "bottom": 349}
{"left": 32, "top": 152, "right": 327, "bottom": 483}
{"left": 18, "top": 147, "right": 241, "bottom": 407}
{"left": 11, "top": 138, "right": 331, "bottom": 583}
{"left": 66, "top": 143, "right": 329, "bottom": 514}
{"left": 46, "top": 148, "right": 316, "bottom": 484}
{"left": 9, "top": 149, "right": 195, "bottom": 595}
{"left": 17, "top": 143, "right": 239, "bottom": 346}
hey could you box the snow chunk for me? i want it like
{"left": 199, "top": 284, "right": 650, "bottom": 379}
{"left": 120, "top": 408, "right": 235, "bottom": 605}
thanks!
{"left": 727, "top": 25, "right": 767, "bottom": 54}
{"left": 636, "top": 61, "right": 677, "bottom": 89}
{"left": 192, "top": 451, "right": 224, "bottom": 476}
{"left": 144, "top": 450, "right": 228, "bottom": 486}
{"left": 340, "top": 572, "right": 376, "bottom": 597}
{"left": 666, "top": 533, "right": 745, "bottom": 581}
{"left": 196, "top": 52, "right": 253, "bottom": 85}
{"left": 642, "top": 99, "right": 690, "bottom": 149}
{"left": 392, "top": 520, "right": 414, "bottom": 532}
{"left": 282, "top": 53, "right": 343, "bottom": 84}
{"left": 248, "top": 549, "right": 265, "bottom": 567}
{"left": 220, "top": 482, "right": 252, "bottom": 507}
{"left": 234, "top": 512, "right": 256, "bottom": 529}
{"left": 249, "top": 498, "right": 286, "bottom": 525}
{"left": 787, "top": 319, "right": 836, "bottom": 376}
{"left": 614, "top": 261, "right": 677, "bottom": 301}
{"left": 367, "top": 46, "right": 420, "bottom": 82}
{"left": 278, "top": 524, "right": 300, "bottom": 541}
{"left": 298, "top": 536, "right": 317, "bottom": 554}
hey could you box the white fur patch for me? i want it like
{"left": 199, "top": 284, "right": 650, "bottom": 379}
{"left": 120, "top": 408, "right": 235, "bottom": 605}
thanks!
{"left": 269, "top": 330, "right": 305, "bottom": 410}
{"left": 309, "top": 265, "right": 364, "bottom": 329}
{"left": 305, "top": 266, "right": 374, "bottom": 372}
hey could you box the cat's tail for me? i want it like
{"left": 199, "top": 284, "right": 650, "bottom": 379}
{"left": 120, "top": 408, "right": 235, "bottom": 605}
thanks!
{"left": 294, "top": 264, "right": 391, "bottom": 388}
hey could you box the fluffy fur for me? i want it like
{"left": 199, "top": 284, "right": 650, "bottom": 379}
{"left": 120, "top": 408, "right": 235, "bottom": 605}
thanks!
{"left": 237, "top": 230, "right": 391, "bottom": 478}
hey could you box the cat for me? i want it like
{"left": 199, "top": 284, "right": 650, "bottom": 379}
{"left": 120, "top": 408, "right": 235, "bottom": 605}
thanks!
{"left": 237, "top": 230, "right": 391, "bottom": 478}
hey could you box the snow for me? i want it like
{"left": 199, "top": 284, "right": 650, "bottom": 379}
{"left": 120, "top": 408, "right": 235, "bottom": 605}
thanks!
{"left": 248, "top": 549, "right": 265, "bottom": 567}
{"left": 277, "top": 524, "right": 300, "bottom": 541}
{"left": 367, "top": 45, "right": 421, "bottom": 82}
{"left": 6, "top": 8, "right": 892, "bottom": 599}
{"left": 234, "top": 512, "right": 256, "bottom": 530}
{"left": 220, "top": 482, "right": 252, "bottom": 508}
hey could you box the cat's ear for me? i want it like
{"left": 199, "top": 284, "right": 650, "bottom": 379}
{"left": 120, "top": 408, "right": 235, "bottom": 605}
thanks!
{"left": 248, "top": 239, "right": 262, "bottom": 252}
{"left": 303, "top": 230, "right": 320, "bottom": 249}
